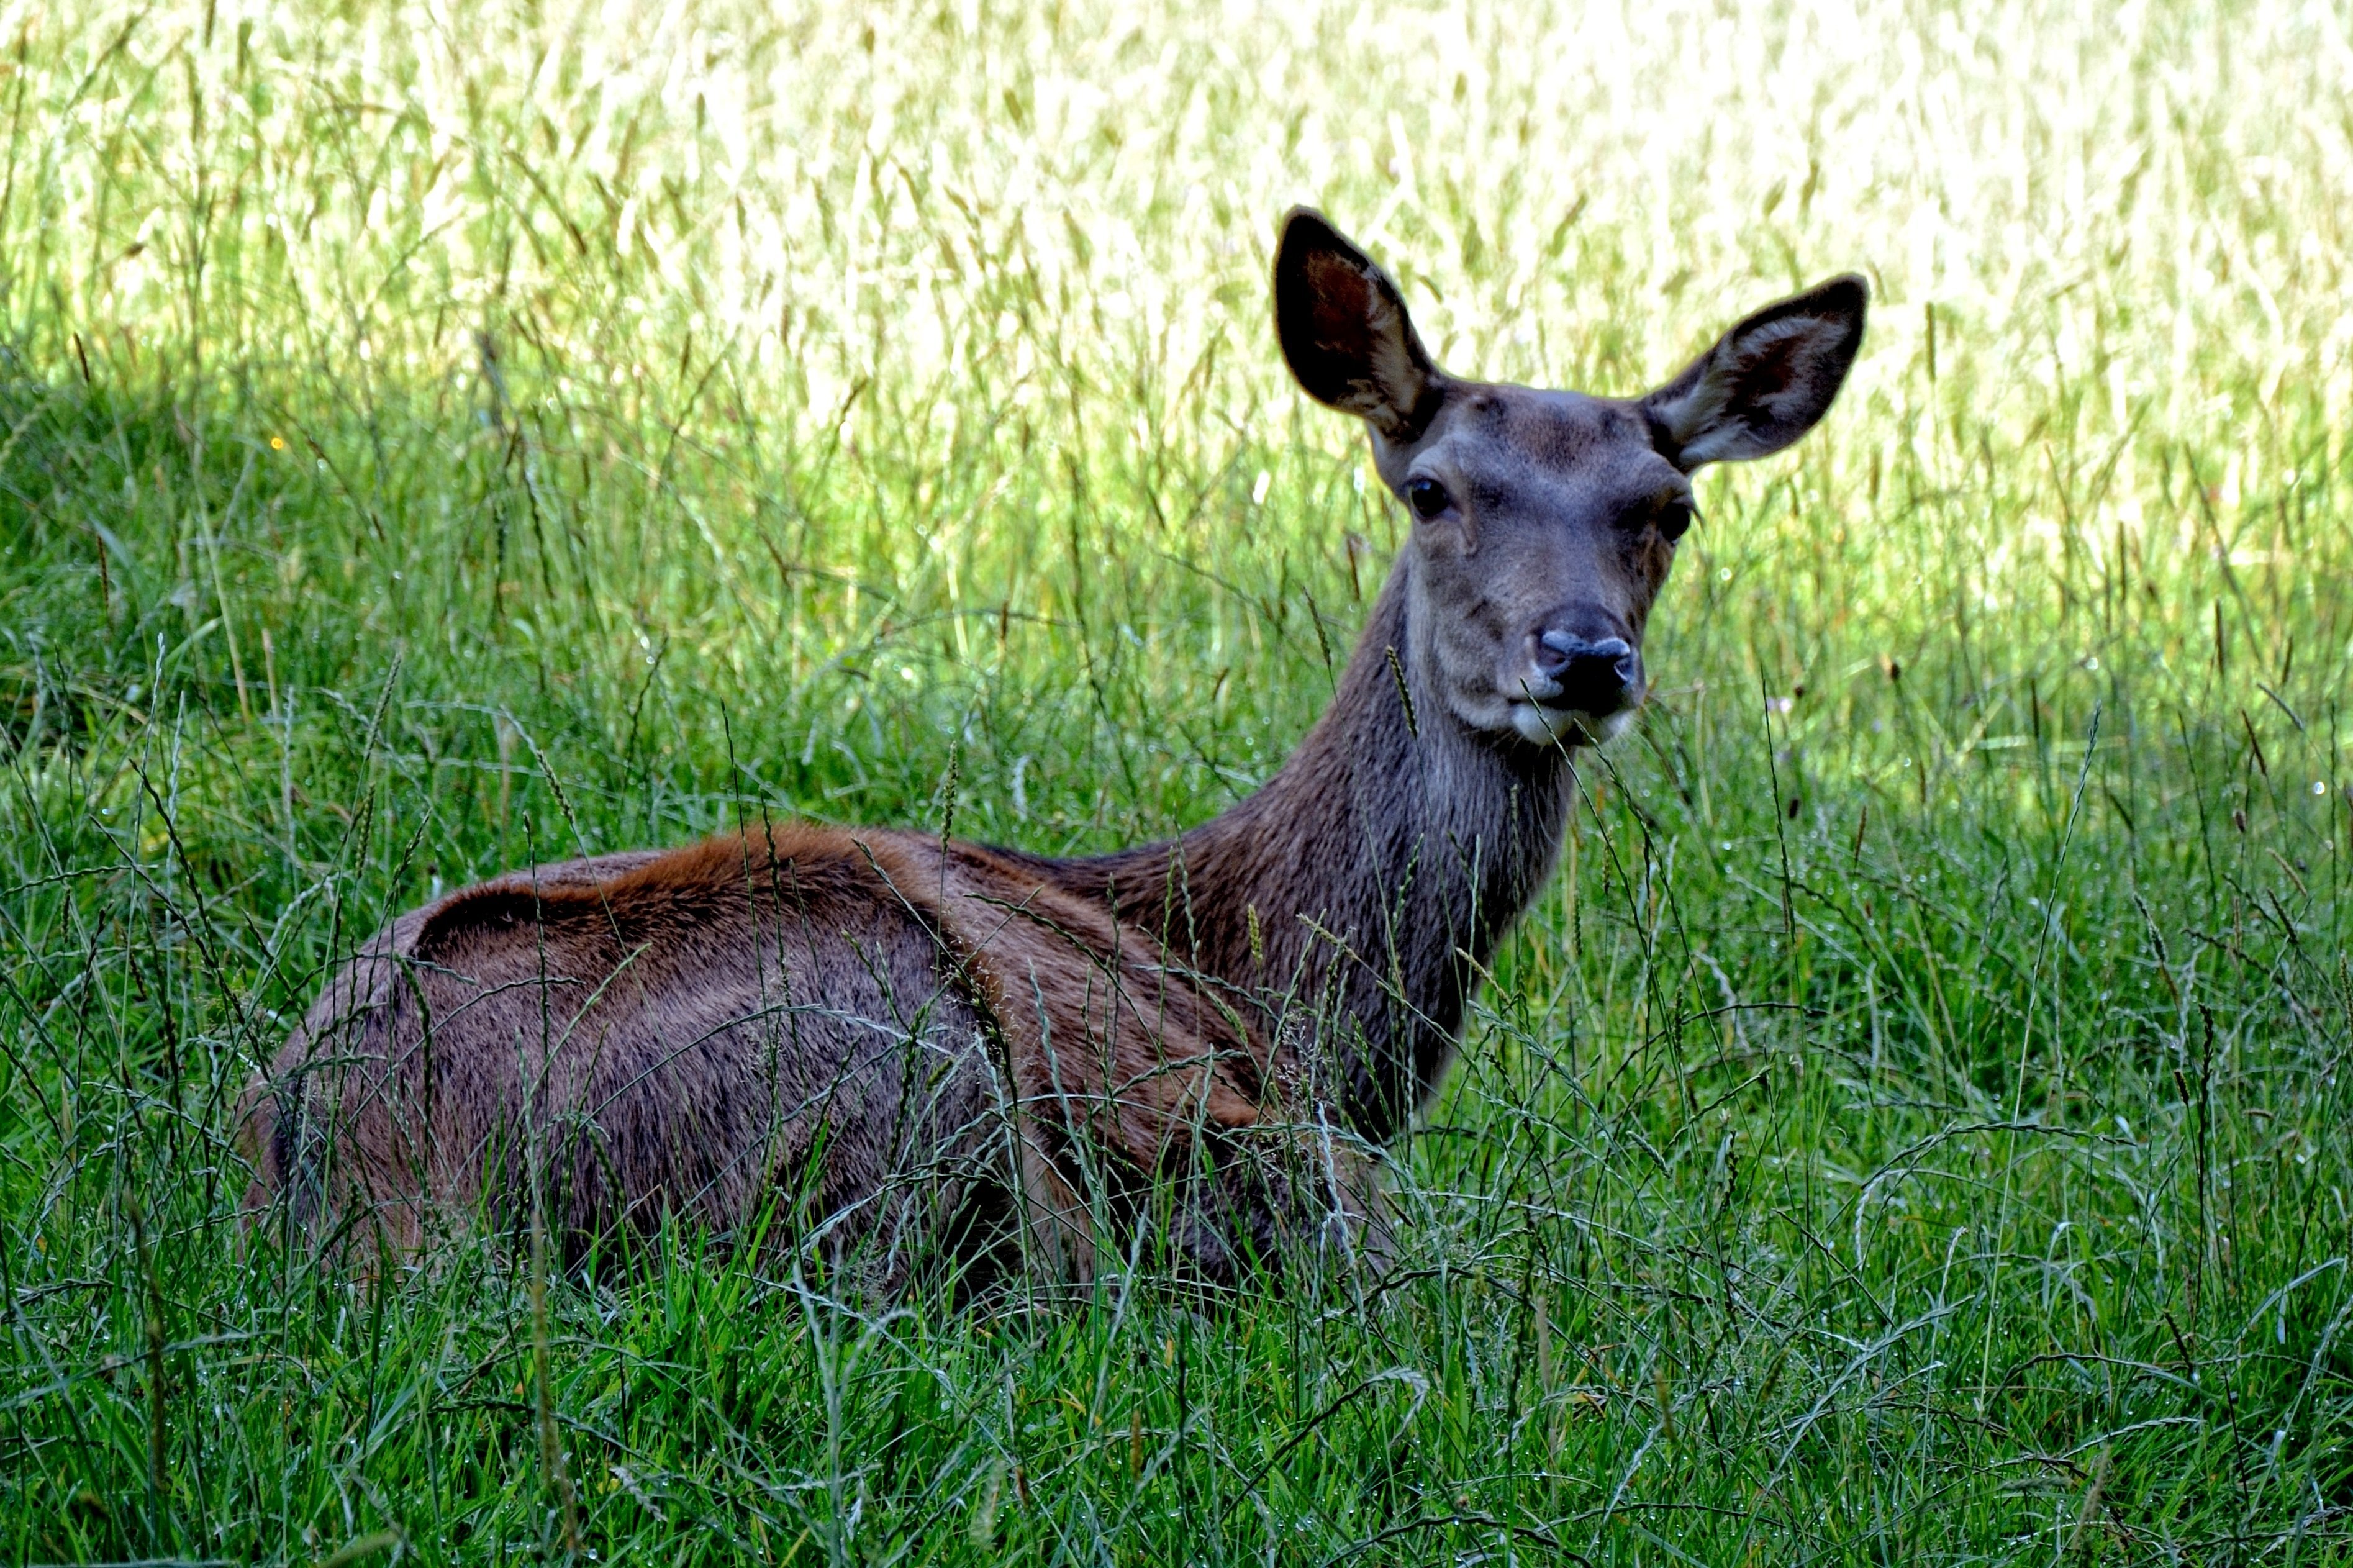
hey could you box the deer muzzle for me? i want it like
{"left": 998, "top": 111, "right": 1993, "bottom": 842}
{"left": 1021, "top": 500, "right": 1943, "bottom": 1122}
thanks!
{"left": 1511, "top": 632, "right": 1642, "bottom": 746}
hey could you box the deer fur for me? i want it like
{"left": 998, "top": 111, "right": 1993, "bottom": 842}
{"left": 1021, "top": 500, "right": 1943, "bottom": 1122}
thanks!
{"left": 240, "top": 210, "right": 1865, "bottom": 1290}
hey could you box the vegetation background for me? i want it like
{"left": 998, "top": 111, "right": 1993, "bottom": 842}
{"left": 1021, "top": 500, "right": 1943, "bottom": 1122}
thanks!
{"left": 2, "top": 0, "right": 2351, "bottom": 1560}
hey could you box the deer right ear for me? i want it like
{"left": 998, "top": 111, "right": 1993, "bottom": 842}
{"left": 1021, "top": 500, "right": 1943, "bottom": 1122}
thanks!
{"left": 1274, "top": 209, "right": 1443, "bottom": 442}
{"left": 1643, "top": 274, "right": 1869, "bottom": 470}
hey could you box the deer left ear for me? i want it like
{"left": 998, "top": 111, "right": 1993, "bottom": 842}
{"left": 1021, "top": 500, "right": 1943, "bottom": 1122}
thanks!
{"left": 1644, "top": 274, "right": 1867, "bottom": 469}
{"left": 1274, "top": 208, "right": 1445, "bottom": 443}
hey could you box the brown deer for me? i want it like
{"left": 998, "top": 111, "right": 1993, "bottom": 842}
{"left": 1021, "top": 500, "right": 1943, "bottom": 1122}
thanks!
{"left": 239, "top": 210, "right": 1865, "bottom": 1291}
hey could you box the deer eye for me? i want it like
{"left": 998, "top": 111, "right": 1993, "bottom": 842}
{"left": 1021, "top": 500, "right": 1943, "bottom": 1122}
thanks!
{"left": 1403, "top": 476, "right": 1451, "bottom": 521}
{"left": 1657, "top": 497, "right": 1696, "bottom": 542}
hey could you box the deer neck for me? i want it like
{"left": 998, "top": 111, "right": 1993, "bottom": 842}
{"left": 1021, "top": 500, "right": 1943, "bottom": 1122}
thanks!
{"left": 1081, "top": 558, "right": 1576, "bottom": 1142}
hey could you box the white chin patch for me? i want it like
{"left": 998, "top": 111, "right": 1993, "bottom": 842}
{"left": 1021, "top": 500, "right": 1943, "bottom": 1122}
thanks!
{"left": 1510, "top": 704, "right": 1635, "bottom": 748}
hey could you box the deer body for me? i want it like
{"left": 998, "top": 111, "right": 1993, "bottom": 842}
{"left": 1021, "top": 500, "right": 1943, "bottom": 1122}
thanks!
{"left": 241, "top": 212, "right": 1864, "bottom": 1287}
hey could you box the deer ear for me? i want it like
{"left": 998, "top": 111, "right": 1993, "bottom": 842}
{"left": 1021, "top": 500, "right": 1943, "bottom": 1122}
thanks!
{"left": 1644, "top": 274, "right": 1867, "bottom": 469}
{"left": 1274, "top": 208, "right": 1443, "bottom": 442}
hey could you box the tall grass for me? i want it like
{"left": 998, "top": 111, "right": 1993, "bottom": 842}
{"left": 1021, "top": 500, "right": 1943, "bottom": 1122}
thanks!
{"left": 2, "top": 0, "right": 2350, "bottom": 1561}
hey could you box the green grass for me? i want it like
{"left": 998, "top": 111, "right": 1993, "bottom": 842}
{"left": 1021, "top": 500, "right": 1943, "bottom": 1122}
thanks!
{"left": 4, "top": 0, "right": 2352, "bottom": 1561}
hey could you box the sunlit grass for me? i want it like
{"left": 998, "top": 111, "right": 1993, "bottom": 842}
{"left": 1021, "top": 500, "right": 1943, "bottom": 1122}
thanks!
{"left": 2, "top": 0, "right": 2351, "bottom": 1562}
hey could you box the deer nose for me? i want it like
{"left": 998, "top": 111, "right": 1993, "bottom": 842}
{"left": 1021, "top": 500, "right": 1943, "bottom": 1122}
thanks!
{"left": 1534, "top": 632, "right": 1638, "bottom": 710}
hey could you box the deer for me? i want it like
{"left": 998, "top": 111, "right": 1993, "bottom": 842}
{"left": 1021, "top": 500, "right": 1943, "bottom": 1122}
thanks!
{"left": 238, "top": 209, "right": 1865, "bottom": 1294}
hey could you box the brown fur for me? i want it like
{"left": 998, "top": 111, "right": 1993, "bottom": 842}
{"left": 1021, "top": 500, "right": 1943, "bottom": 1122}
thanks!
{"left": 239, "top": 211, "right": 1862, "bottom": 1287}
{"left": 242, "top": 823, "right": 1359, "bottom": 1286}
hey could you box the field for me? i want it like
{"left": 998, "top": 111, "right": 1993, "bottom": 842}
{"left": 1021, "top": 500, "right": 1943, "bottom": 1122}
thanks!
{"left": 3, "top": 0, "right": 2352, "bottom": 1560}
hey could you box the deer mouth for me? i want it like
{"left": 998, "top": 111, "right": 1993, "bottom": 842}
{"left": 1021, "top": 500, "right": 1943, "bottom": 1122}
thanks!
{"left": 1508, "top": 697, "right": 1639, "bottom": 748}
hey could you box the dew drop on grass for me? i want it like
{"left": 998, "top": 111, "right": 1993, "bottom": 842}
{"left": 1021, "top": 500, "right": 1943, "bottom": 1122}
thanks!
{"left": 2314, "top": 780, "right": 2329, "bottom": 795}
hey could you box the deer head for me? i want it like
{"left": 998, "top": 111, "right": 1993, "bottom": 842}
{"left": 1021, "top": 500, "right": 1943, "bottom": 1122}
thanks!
{"left": 1275, "top": 208, "right": 1866, "bottom": 747}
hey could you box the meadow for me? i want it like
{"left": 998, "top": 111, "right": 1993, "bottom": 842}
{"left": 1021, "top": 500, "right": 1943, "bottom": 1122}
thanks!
{"left": 2, "top": 0, "right": 2351, "bottom": 1560}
